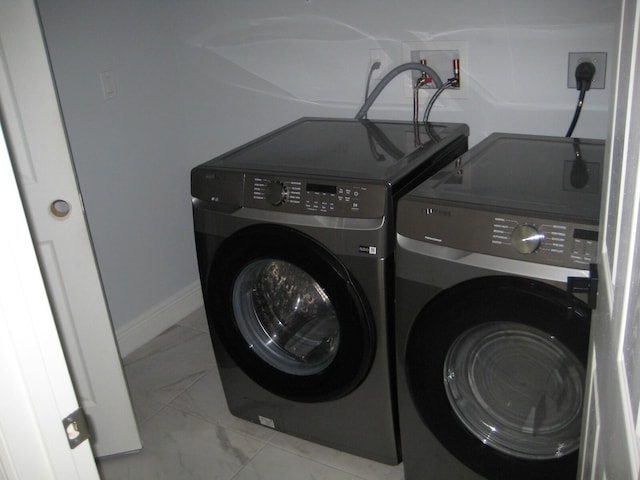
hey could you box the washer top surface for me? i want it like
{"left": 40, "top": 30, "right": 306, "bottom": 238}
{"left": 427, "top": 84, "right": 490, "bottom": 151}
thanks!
{"left": 196, "top": 117, "right": 468, "bottom": 184}
{"left": 408, "top": 132, "right": 605, "bottom": 223}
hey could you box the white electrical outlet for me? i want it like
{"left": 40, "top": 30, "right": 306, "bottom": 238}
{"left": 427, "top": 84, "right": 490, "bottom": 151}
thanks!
{"left": 369, "top": 48, "right": 391, "bottom": 81}
{"left": 402, "top": 41, "right": 468, "bottom": 99}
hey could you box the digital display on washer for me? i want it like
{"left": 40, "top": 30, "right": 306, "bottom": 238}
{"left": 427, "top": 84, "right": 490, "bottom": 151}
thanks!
{"left": 574, "top": 229, "right": 598, "bottom": 241}
{"left": 307, "top": 183, "right": 337, "bottom": 194}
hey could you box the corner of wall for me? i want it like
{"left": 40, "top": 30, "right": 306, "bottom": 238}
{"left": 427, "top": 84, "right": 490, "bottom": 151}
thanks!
{"left": 115, "top": 281, "right": 204, "bottom": 357}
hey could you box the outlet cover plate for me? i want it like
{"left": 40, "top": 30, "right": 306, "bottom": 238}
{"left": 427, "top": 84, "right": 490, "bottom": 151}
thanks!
{"left": 567, "top": 52, "right": 607, "bottom": 89}
{"left": 369, "top": 48, "right": 392, "bottom": 81}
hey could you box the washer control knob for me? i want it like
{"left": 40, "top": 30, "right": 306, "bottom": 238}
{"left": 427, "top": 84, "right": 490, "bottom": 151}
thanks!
{"left": 511, "top": 225, "right": 543, "bottom": 254}
{"left": 265, "top": 180, "right": 287, "bottom": 206}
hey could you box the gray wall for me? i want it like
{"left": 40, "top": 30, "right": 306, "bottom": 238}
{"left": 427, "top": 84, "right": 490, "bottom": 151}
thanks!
{"left": 37, "top": 1, "right": 619, "bottom": 333}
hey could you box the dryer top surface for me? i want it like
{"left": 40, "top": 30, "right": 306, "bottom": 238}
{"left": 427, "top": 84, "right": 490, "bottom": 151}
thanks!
{"left": 405, "top": 133, "right": 605, "bottom": 224}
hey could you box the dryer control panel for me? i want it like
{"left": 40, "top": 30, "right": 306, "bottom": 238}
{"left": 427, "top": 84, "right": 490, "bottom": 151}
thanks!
{"left": 398, "top": 200, "right": 598, "bottom": 269}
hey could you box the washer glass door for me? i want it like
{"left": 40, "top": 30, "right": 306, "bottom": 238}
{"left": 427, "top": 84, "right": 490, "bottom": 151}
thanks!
{"left": 207, "top": 224, "right": 375, "bottom": 402}
{"left": 233, "top": 259, "right": 340, "bottom": 376}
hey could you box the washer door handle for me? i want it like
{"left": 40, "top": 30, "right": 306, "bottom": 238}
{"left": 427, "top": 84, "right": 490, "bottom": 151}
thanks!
{"left": 567, "top": 263, "right": 598, "bottom": 309}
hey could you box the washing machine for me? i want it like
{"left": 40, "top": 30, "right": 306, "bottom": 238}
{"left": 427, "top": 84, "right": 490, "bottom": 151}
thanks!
{"left": 395, "top": 133, "right": 604, "bottom": 478}
{"left": 191, "top": 117, "right": 469, "bottom": 464}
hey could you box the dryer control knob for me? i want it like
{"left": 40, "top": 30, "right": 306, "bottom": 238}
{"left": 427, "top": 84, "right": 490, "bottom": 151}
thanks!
{"left": 265, "top": 181, "right": 287, "bottom": 206}
{"left": 511, "top": 225, "right": 543, "bottom": 254}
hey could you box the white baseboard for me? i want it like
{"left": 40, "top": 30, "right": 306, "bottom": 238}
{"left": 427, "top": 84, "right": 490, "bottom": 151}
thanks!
{"left": 115, "top": 280, "right": 204, "bottom": 358}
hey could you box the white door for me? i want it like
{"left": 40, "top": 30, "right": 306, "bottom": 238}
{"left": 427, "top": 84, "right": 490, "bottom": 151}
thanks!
{"left": 579, "top": 0, "right": 640, "bottom": 477}
{"left": 0, "top": 120, "right": 100, "bottom": 479}
{"left": 0, "top": 0, "right": 141, "bottom": 457}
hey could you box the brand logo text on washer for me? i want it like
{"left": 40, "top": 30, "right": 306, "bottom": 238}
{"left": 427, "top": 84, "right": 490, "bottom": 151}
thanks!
{"left": 425, "top": 207, "right": 451, "bottom": 216}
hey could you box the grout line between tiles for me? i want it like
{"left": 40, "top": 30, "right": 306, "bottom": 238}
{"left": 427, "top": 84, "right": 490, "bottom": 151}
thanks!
{"left": 157, "top": 369, "right": 212, "bottom": 408}
{"left": 228, "top": 439, "right": 272, "bottom": 480}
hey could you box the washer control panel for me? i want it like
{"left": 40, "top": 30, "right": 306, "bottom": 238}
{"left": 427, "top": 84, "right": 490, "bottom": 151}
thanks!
{"left": 245, "top": 175, "right": 387, "bottom": 218}
{"left": 245, "top": 176, "right": 386, "bottom": 218}
{"left": 398, "top": 200, "right": 598, "bottom": 268}
{"left": 191, "top": 170, "right": 387, "bottom": 218}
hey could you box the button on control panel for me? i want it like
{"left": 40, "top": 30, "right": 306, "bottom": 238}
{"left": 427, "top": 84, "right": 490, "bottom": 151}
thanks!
{"left": 244, "top": 175, "right": 386, "bottom": 218}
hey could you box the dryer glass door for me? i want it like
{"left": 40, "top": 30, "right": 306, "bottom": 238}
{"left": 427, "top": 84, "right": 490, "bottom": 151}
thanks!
{"left": 443, "top": 321, "right": 585, "bottom": 459}
{"left": 405, "top": 276, "right": 590, "bottom": 479}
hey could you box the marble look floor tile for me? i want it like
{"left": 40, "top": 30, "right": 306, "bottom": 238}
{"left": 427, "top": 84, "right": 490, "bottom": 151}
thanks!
{"left": 269, "top": 432, "right": 404, "bottom": 480}
{"left": 171, "top": 369, "right": 277, "bottom": 442}
{"left": 232, "top": 445, "right": 368, "bottom": 480}
{"left": 123, "top": 325, "right": 217, "bottom": 424}
{"left": 98, "top": 406, "right": 267, "bottom": 480}
{"left": 114, "top": 314, "right": 406, "bottom": 480}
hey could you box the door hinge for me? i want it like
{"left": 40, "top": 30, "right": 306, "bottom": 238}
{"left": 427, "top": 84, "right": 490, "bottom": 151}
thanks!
{"left": 62, "top": 408, "right": 90, "bottom": 449}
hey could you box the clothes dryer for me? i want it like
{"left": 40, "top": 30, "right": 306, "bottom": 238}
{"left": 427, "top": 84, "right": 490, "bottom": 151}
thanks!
{"left": 395, "top": 133, "right": 603, "bottom": 478}
{"left": 192, "top": 117, "right": 468, "bottom": 464}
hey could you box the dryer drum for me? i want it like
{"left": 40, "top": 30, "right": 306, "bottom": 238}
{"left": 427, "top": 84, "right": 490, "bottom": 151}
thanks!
{"left": 206, "top": 224, "right": 375, "bottom": 403}
{"left": 443, "top": 321, "right": 585, "bottom": 459}
{"left": 405, "top": 275, "right": 590, "bottom": 479}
